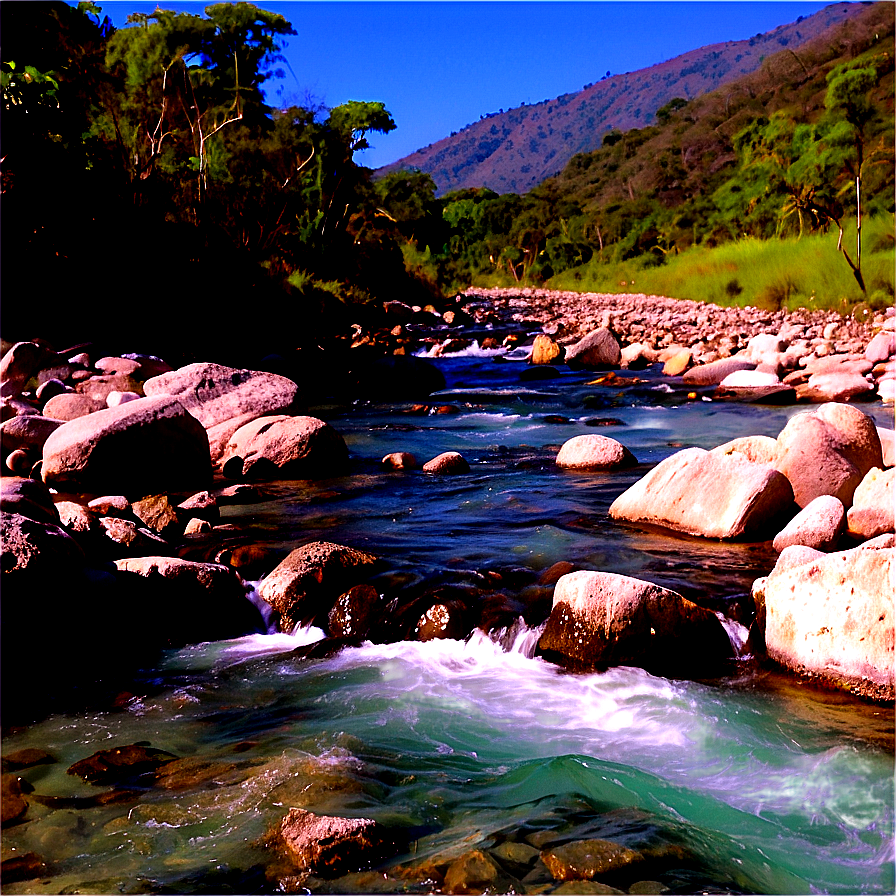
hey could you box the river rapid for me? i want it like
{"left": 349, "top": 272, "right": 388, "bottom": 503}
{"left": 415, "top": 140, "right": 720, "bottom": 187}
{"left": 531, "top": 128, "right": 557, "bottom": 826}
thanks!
{"left": 3, "top": 335, "right": 894, "bottom": 895}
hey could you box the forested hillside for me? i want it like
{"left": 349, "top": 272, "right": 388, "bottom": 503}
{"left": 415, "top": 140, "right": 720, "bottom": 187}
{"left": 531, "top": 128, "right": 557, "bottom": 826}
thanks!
{"left": 379, "top": 1, "right": 870, "bottom": 196}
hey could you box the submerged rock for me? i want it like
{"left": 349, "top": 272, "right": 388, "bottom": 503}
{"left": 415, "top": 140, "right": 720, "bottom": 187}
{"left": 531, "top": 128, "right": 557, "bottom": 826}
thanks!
{"left": 609, "top": 447, "right": 793, "bottom": 540}
{"left": 67, "top": 744, "right": 178, "bottom": 786}
{"left": 537, "top": 570, "right": 732, "bottom": 676}
{"left": 541, "top": 838, "right": 643, "bottom": 882}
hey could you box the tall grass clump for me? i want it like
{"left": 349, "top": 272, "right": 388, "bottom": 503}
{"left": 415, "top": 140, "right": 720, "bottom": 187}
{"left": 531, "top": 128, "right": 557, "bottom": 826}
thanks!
{"left": 549, "top": 215, "right": 895, "bottom": 314}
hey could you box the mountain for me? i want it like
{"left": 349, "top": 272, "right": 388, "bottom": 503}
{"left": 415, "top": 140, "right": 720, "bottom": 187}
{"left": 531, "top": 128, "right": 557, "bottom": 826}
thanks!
{"left": 378, "top": 2, "right": 871, "bottom": 195}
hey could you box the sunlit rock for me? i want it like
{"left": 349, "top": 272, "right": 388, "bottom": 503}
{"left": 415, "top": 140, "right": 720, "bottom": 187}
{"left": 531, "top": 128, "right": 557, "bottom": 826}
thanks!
{"left": 772, "top": 495, "right": 846, "bottom": 553}
{"left": 422, "top": 451, "right": 470, "bottom": 474}
{"left": 556, "top": 434, "right": 636, "bottom": 471}
{"left": 846, "top": 467, "right": 895, "bottom": 540}
{"left": 541, "top": 838, "right": 643, "bottom": 882}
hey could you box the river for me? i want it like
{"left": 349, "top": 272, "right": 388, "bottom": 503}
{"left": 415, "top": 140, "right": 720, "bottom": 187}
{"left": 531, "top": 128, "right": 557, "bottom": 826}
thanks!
{"left": 2, "top": 334, "right": 893, "bottom": 895}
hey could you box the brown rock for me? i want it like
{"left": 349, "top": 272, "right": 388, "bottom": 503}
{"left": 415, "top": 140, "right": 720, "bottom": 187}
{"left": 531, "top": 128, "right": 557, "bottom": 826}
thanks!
{"left": 42, "top": 392, "right": 107, "bottom": 421}
{"left": 556, "top": 434, "right": 636, "bottom": 470}
{"left": 2, "top": 748, "right": 56, "bottom": 772}
{"left": 537, "top": 570, "right": 732, "bottom": 675}
{"left": 75, "top": 373, "right": 143, "bottom": 403}
{"left": 54, "top": 500, "right": 97, "bottom": 535}
{"left": 176, "top": 490, "right": 220, "bottom": 525}
{"left": 846, "top": 467, "right": 895, "bottom": 540}
{"left": 444, "top": 849, "right": 514, "bottom": 894}
{"left": 661, "top": 348, "right": 692, "bottom": 377}
{"left": 94, "top": 356, "right": 141, "bottom": 377}
{"left": 1, "top": 772, "right": 29, "bottom": 826}
{"left": 0, "top": 476, "right": 60, "bottom": 525}
{"left": 565, "top": 328, "right": 621, "bottom": 371}
{"left": 0, "top": 415, "right": 63, "bottom": 453}
{"left": 541, "top": 838, "right": 643, "bottom": 881}
{"left": 415, "top": 600, "right": 471, "bottom": 641}
{"left": 530, "top": 334, "right": 564, "bottom": 365}
{"left": 422, "top": 451, "right": 470, "bottom": 474}
{"left": 609, "top": 447, "right": 794, "bottom": 540}
{"left": 1, "top": 512, "right": 84, "bottom": 575}
{"left": 681, "top": 357, "right": 754, "bottom": 386}
{"left": 143, "top": 362, "right": 300, "bottom": 428}
{"left": 67, "top": 744, "right": 178, "bottom": 786}
{"left": 41, "top": 395, "right": 211, "bottom": 497}
{"left": 772, "top": 495, "right": 846, "bottom": 552}
{"left": 131, "top": 494, "right": 181, "bottom": 538}
{"left": 381, "top": 451, "right": 417, "bottom": 470}
{"left": 258, "top": 542, "right": 379, "bottom": 632}
{"left": 328, "top": 584, "right": 382, "bottom": 639}
{"left": 753, "top": 540, "right": 894, "bottom": 699}
{"left": 878, "top": 427, "right": 895, "bottom": 468}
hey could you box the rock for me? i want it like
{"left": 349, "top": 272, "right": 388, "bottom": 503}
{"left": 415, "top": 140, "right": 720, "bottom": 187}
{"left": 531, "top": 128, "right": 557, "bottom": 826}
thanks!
{"left": 221, "top": 414, "right": 348, "bottom": 480}
{"left": 67, "top": 744, "right": 178, "bottom": 786}
{"left": 753, "top": 540, "right": 894, "bottom": 699}
{"left": 328, "top": 584, "right": 383, "bottom": 639}
{"left": 802, "top": 371, "right": 875, "bottom": 402}
{"left": 87, "top": 494, "right": 130, "bottom": 516}
{"left": 75, "top": 373, "right": 143, "bottom": 403}
{"left": 718, "top": 369, "right": 781, "bottom": 388}
{"left": 143, "top": 362, "right": 300, "bottom": 429}
{"left": 864, "top": 331, "right": 896, "bottom": 363}
{"left": 207, "top": 411, "right": 270, "bottom": 464}
{"left": 1, "top": 512, "right": 84, "bottom": 575}
{"left": 710, "top": 435, "right": 778, "bottom": 465}
{"left": 565, "top": 328, "right": 621, "bottom": 370}
{"left": 846, "top": 467, "right": 895, "bottom": 540}
{"left": 274, "top": 807, "right": 391, "bottom": 877}
{"left": 552, "top": 882, "right": 626, "bottom": 895}
{"left": 183, "top": 517, "right": 212, "bottom": 535}
{"left": 106, "top": 390, "right": 141, "bottom": 408}
{"left": 537, "top": 570, "right": 732, "bottom": 675}
{"left": 681, "top": 357, "right": 754, "bottom": 386}
{"left": 130, "top": 494, "right": 181, "bottom": 538}
{"left": 114, "top": 556, "right": 265, "bottom": 645}
{"left": 381, "top": 451, "right": 417, "bottom": 470}
{"left": 541, "top": 838, "right": 643, "bottom": 881}
{"left": 609, "top": 448, "right": 794, "bottom": 540}
{"left": 258, "top": 542, "right": 379, "bottom": 632}
{"left": 745, "top": 333, "right": 786, "bottom": 361}
{"left": 875, "top": 427, "right": 894, "bottom": 468}
{"left": 41, "top": 395, "right": 211, "bottom": 497}
{"left": 556, "top": 435, "right": 637, "bottom": 470}
{"left": 773, "top": 403, "right": 884, "bottom": 508}
{"left": 620, "top": 342, "right": 658, "bottom": 370}
{"left": 2, "top": 748, "right": 56, "bottom": 772}
{"left": 422, "top": 451, "right": 470, "bottom": 474}
{"left": 0, "top": 415, "right": 63, "bottom": 453}
{"left": 661, "top": 348, "right": 692, "bottom": 376}
{"left": 530, "top": 334, "right": 564, "bottom": 365}
{"left": 0, "top": 341, "right": 60, "bottom": 396}
{"left": 99, "top": 517, "right": 171, "bottom": 557}
{"left": 5, "top": 449, "right": 34, "bottom": 475}
{"left": 0, "top": 476, "right": 60, "bottom": 525}
{"left": 444, "top": 849, "right": 516, "bottom": 895}
{"left": 42, "top": 392, "right": 107, "bottom": 421}
{"left": 54, "top": 500, "right": 97, "bottom": 535}
{"left": 176, "top": 490, "right": 220, "bottom": 525}
{"left": 35, "top": 378, "right": 67, "bottom": 404}
{"left": 1, "top": 772, "right": 30, "bottom": 826}
{"left": 415, "top": 600, "right": 472, "bottom": 641}
{"left": 772, "top": 495, "right": 846, "bottom": 553}
{"left": 95, "top": 356, "right": 141, "bottom": 377}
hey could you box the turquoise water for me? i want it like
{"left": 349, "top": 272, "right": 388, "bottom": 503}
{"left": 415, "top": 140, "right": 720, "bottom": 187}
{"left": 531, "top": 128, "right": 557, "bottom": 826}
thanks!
{"left": 3, "top": 347, "right": 893, "bottom": 894}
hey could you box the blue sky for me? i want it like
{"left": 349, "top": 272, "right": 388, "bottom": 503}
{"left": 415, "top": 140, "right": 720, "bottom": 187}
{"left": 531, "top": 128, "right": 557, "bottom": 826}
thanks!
{"left": 97, "top": 1, "right": 836, "bottom": 169}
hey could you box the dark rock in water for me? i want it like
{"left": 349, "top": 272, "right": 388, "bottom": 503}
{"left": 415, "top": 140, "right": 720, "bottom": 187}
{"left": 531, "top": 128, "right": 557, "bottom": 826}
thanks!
{"left": 422, "top": 451, "right": 470, "bottom": 474}
{"left": 1, "top": 772, "right": 30, "bottom": 826}
{"left": 292, "top": 635, "right": 363, "bottom": 660}
{"left": 272, "top": 806, "right": 396, "bottom": 877}
{"left": 415, "top": 599, "right": 473, "bottom": 641}
{"left": 258, "top": 541, "right": 380, "bottom": 632}
{"left": 520, "top": 365, "right": 561, "bottom": 381}
{"left": 2, "top": 748, "right": 56, "bottom": 772}
{"left": 0, "top": 850, "right": 47, "bottom": 883}
{"left": 345, "top": 353, "right": 446, "bottom": 400}
{"left": 584, "top": 418, "right": 625, "bottom": 427}
{"left": 537, "top": 570, "right": 733, "bottom": 677}
{"left": 67, "top": 744, "right": 178, "bottom": 786}
{"left": 443, "top": 848, "right": 519, "bottom": 895}
{"left": 329, "top": 584, "right": 383, "bottom": 639}
{"left": 542, "top": 415, "right": 573, "bottom": 425}
{"left": 713, "top": 383, "right": 796, "bottom": 404}
{"left": 539, "top": 561, "right": 577, "bottom": 586}
{"left": 541, "top": 838, "right": 644, "bottom": 882}
{"left": 0, "top": 476, "right": 60, "bottom": 525}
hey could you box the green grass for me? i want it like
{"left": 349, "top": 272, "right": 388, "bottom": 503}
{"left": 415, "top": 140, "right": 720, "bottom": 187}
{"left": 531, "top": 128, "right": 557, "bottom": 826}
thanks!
{"left": 546, "top": 215, "right": 895, "bottom": 314}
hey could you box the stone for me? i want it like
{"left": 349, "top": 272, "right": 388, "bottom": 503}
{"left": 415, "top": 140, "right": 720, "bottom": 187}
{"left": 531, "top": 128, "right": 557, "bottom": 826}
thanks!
{"left": 275, "top": 807, "right": 390, "bottom": 877}
{"left": 67, "top": 744, "right": 178, "bottom": 786}
{"left": 1, "top": 772, "right": 30, "bottom": 826}
{"left": 552, "top": 882, "right": 626, "bottom": 895}
{"left": 258, "top": 542, "right": 379, "bottom": 632}
{"left": 609, "top": 447, "right": 794, "bottom": 540}
{"left": 555, "top": 434, "right": 636, "bottom": 471}
{"left": 864, "top": 331, "right": 896, "bottom": 364}
{"left": 745, "top": 333, "right": 786, "bottom": 361}
{"left": 0, "top": 476, "right": 59, "bottom": 525}
{"left": 1, "top": 512, "right": 84, "bottom": 575}
{"left": 802, "top": 371, "right": 874, "bottom": 402}
{"left": 718, "top": 369, "right": 780, "bottom": 388}
{"left": 710, "top": 435, "right": 778, "bottom": 465}
{"left": 773, "top": 495, "right": 846, "bottom": 553}
{"left": 131, "top": 494, "right": 182, "bottom": 538}
{"left": 541, "top": 838, "right": 643, "bottom": 881}
{"left": 681, "top": 357, "right": 755, "bottom": 386}
{"left": 753, "top": 540, "right": 894, "bottom": 700}
{"left": 54, "top": 500, "right": 97, "bottom": 535}
{"left": 35, "top": 378, "right": 68, "bottom": 404}
{"left": 530, "top": 334, "right": 564, "bottom": 365}
{"left": 176, "top": 490, "right": 220, "bottom": 525}
{"left": 94, "top": 356, "right": 141, "bottom": 377}
{"left": 422, "top": 451, "right": 470, "bottom": 474}
{"left": 221, "top": 414, "right": 348, "bottom": 480}
{"left": 99, "top": 517, "right": 170, "bottom": 557}
{"left": 114, "top": 556, "right": 265, "bottom": 645}
{"left": 42, "top": 392, "right": 107, "bottom": 421}
{"left": 565, "top": 328, "right": 622, "bottom": 370}
{"left": 143, "top": 362, "right": 300, "bottom": 429}
{"left": 443, "top": 849, "right": 514, "bottom": 894}
{"left": 328, "top": 584, "right": 383, "bottom": 639}
{"left": 183, "top": 517, "right": 212, "bottom": 535}
{"left": 661, "top": 348, "right": 692, "bottom": 377}
{"left": 87, "top": 494, "right": 130, "bottom": 516}
{"left": 41, "top": 395, "right": 211, "bottom": 497}
{"left": 106, "top": 390, "right": 141, "bottom": 407}
{"left": 0, "top": 415, "right": 63, "bottom": 453}
{"left": 0, "top": 341, "right": 60, "bottom": 396}
{"left": 846, "top": 467, "right": 895, "bottom": 540}
{"left": 75, "top": 373, "right": 142, "bottom": 403}
{"left": 381, "top": 451, "right": 417, "bottom": 470}
{"left": 537, "top": 570, "right": 732, "bottom": 675}
{"left": 5, "top": 449, "right": 33, "bottom": 476}
{"left": 773, "top": 403, "right": 884, "bottom": 508}
{"left": 207, "top": 411, "right": 270, "bottom": 464}
{"left": 875, "top": 427, "right": 894, "bottom": 468}
{"left": 2, "top": 748, "right": 56, "bottom": 772}
{"left": 415, "top": 600, "right": 471, "bottom": 641}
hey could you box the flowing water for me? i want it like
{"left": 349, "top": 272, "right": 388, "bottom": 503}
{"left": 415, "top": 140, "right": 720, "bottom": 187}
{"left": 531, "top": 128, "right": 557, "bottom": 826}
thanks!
{"left": 3, "top": 337, "right": 894, "bottom": 895}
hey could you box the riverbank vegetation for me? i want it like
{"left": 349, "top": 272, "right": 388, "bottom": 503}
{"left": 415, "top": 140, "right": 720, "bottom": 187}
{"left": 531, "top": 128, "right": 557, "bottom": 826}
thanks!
{"left": 1, "top": 1, "right": 893, "bottom": 359}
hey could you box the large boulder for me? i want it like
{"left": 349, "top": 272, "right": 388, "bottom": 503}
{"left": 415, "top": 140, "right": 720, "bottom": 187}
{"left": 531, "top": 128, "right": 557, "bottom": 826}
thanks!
{"left": 564, "top": 328, "right": 621, "bottom": 371}
{"left": 40, "top": 395, "right": 211, "bottom": 497}
{"left": 42, "top": 392, "right": 107, "bottom": 421}
{"left": 143, "top": 362, "right": 299, "bottom": 429}
{"left": 846, "top": 467, "right": 895, "bottom": 540}
{"left": 258, "top": 541, "right": 379, "bottom": 633}
{"left": 0, "top": 415, "right": 63, "bottom": 453}
{"left": 772, "top": 495, "right": 846, "bottom": 553}
{"left": 556, "top": 434, "right": 636, "bottom": 470}
{"left": 681, "top": 357, "right": 754, "bottom": 386}
{"left": 537, "top": 570, "right": 732, "bottom": 676}
{"left": 773, "top": 403, "right": 883, "bottom": 508}
{"left": 220, "top": 414, "right": 348, "bottom": 480}
{"left": 608, "top": 447, "right": 794, "bottom": 540}
{"left": 1, "top": 511, "right": 85, "bottom": 575}
{"left": 0, "top": 477, "right": 60, "bottom": 525}
{"left": 753, "top": 539, "right": 894, "bottom": 700}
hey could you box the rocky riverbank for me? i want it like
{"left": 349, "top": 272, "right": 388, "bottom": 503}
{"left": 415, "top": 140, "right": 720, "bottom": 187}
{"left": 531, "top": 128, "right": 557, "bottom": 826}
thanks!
{"left": 1, "top": 292, "right": 894, "bottom": 890}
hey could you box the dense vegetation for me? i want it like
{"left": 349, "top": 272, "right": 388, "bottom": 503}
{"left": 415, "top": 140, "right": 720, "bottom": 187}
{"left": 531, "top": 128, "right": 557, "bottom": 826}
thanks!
{"left": 2, "top": 1, "right": 893, "bottom": 363}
